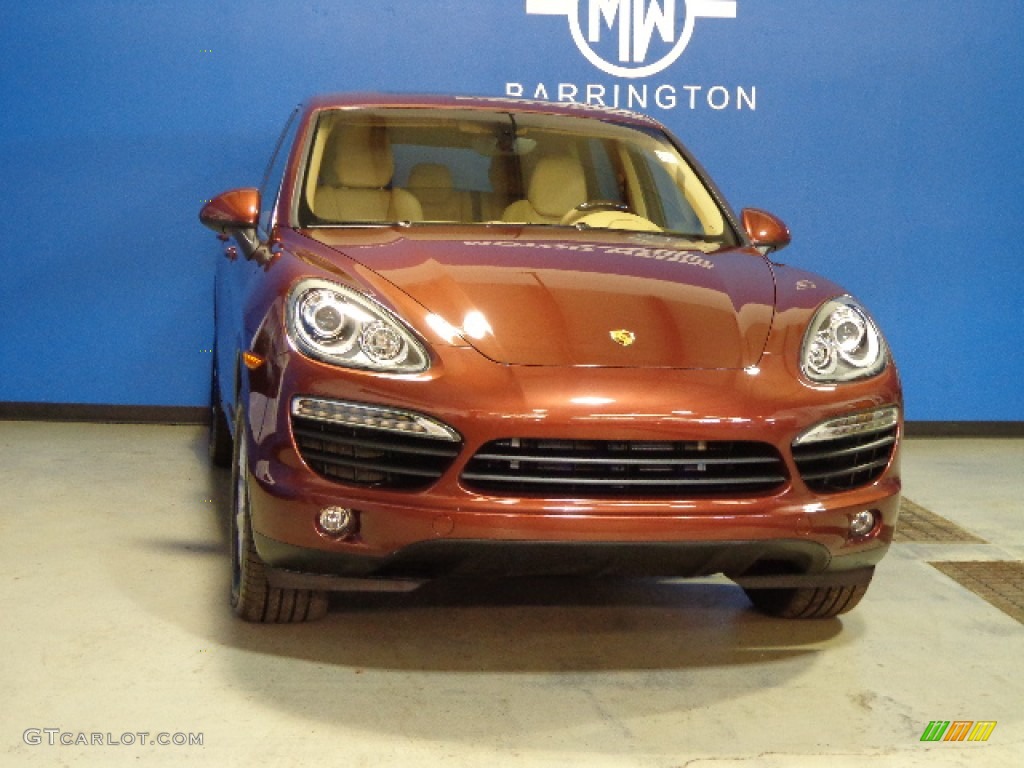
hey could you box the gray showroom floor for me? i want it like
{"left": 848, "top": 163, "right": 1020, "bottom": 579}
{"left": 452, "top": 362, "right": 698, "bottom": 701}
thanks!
{"left": 0, "top": 422, "right": 1021, "bottom": 767}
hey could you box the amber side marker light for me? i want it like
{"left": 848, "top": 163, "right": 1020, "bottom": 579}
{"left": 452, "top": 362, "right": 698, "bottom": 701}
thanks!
{"left": 242, "top": 352, "right": 265, "bottom": 370}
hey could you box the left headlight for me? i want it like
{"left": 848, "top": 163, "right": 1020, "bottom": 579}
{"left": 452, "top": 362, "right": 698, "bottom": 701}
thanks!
{"left": 286, "top": 278, "right": 430, "bottom": 373}
{"left": 801, "top": 296, "right": 887, "bottom": 383}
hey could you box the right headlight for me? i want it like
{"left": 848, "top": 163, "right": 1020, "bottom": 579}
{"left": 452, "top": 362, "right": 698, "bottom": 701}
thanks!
{"left": 286, "top": 278, "right": 430, "bottom": 373}
{"left": 801, "top": 296, "right": 887, "bottom": 383}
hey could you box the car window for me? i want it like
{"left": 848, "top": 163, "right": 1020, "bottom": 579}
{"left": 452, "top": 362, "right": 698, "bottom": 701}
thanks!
{"left": 585, "top": 138, "right": 625, "bottom": 204}
{"left": 630, "top": 147, "right": 704, "bottom": 234}
{"left": 259, "top": 108, "right": 301, "bottom": 237}
{"left": 299, "top": 107, "right": 733, "bottom": 243}
{"left": 392, "top": 145, "right": 491, "bottom": 195}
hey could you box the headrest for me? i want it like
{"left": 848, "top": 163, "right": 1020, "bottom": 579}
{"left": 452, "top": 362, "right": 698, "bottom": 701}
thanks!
{"left": 330, "top": 125, "right": 394, "bottom": 189}
{"left": 528, "top": 155, "right": 587, "bottom": 218}
{"left": 407, "top": 163, "right": 455, "bottom": 201}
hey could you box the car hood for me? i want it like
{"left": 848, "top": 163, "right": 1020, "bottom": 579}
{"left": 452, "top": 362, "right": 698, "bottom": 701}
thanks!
{"left": 302, "top": 228, "right": 776, "bottom": 369}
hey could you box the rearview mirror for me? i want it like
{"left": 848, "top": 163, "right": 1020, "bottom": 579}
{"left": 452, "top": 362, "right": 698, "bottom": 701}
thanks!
{"left": 741, "top": 208, "right": 791, "bottom": 254}
{"left": 200, "top": 188, "right": 260, "bottom": 234}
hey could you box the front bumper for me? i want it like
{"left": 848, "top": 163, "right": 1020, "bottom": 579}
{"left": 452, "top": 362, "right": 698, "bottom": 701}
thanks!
{"left": 245, "top": 421, "right": 900, "bottom": 590}
{"left": 243, "top": 349, "right": 902, "bottom": 591}
{"left": 257, "top": 535, "right": 885, "bottom": 593}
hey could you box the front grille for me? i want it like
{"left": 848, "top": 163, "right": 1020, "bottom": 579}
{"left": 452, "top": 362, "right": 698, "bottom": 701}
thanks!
{"left": 792, "top": 423, "right": 897, "bottom": 493}
{"left": 292, "top": 415, "right": 462, "bottom": 491}
{"left": 460, "top": 438, "right": 787, "bottom": 497}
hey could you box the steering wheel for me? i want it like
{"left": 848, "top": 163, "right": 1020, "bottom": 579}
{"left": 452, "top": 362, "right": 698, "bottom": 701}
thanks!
{"left": 560, "top": 200, "right": 630, "bottom": 226}
{"left": 559, "top": 200, "right": 662, "bottom": 232}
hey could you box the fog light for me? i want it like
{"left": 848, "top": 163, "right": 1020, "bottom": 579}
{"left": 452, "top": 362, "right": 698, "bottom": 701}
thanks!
{"left": 849, "top": 509, "right": 878, "bottom": 538}
{"left": 318, "top": 506, "right": 357, "bottom": 537}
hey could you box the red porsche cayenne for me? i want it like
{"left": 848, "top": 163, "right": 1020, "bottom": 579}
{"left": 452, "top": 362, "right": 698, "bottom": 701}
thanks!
{"left": 201, "top": 94, "right": 901, "bottom": 622}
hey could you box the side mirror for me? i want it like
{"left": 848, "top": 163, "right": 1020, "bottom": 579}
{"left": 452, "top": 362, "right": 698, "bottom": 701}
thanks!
{"left": 200, "top": 188, "right": 260, "bottom": 234}
{"left": 741, "top": 208, "right": 791, "bottom": 254}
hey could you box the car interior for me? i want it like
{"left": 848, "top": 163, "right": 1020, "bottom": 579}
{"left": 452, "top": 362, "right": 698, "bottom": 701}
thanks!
{"left": 302, "top": 109, "right": 728, "bottom": 241}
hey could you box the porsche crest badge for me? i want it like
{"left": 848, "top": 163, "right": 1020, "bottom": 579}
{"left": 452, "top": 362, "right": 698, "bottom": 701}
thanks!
{"left": 609, "top": 329, "right": 636, "bottom": 347}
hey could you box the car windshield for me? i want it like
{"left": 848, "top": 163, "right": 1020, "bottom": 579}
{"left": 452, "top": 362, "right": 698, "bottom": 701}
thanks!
{"left": 299, "top": 107, "right": 735, "bottom": 245}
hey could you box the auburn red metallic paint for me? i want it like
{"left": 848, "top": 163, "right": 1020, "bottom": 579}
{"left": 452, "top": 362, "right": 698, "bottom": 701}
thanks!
{"left": 202, "top": 94, "right": 902, "bottom": 623}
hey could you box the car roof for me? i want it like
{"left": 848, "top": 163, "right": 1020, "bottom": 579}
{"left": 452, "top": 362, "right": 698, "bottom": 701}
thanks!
{"left": 303, "top": 92, "right": 661, "bottom": 128}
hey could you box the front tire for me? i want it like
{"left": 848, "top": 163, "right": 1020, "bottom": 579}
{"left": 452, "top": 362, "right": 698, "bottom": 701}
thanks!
{"left": 743, "top": 580, "right": 871, "bottom": 619}
{"left": 230, "top": 407, "right": 328, "bottom": 623}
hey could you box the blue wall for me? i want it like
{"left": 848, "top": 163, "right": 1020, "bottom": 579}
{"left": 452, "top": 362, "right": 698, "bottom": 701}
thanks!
{"left": 1, "top": 1, "right": 1021, "bottom": 420}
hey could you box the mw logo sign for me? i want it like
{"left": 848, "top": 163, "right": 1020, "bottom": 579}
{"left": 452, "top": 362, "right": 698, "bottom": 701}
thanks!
{"left": 527, "top": 0, "right": 738, "bottom": 78}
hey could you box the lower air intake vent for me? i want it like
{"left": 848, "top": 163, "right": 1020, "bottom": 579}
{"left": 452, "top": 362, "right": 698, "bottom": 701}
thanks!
{"left": 792, "top": 423, "right": 897, "bottom": 493}
{"left": 461, "top": 438, "right": 786, "bottom": 497}
{"left": 291, "top": 398, "right": 461, "bottom": 491}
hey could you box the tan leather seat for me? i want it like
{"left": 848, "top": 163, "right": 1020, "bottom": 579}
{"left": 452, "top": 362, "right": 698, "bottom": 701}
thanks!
{"left": 501, "top": 155, "right": 587, "bottom": 224}
{"left": 407, "top": 163, "right": 472, "bottom": 222}
{"left": 315, "top": 125, "right": 422, "bottom": 222}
